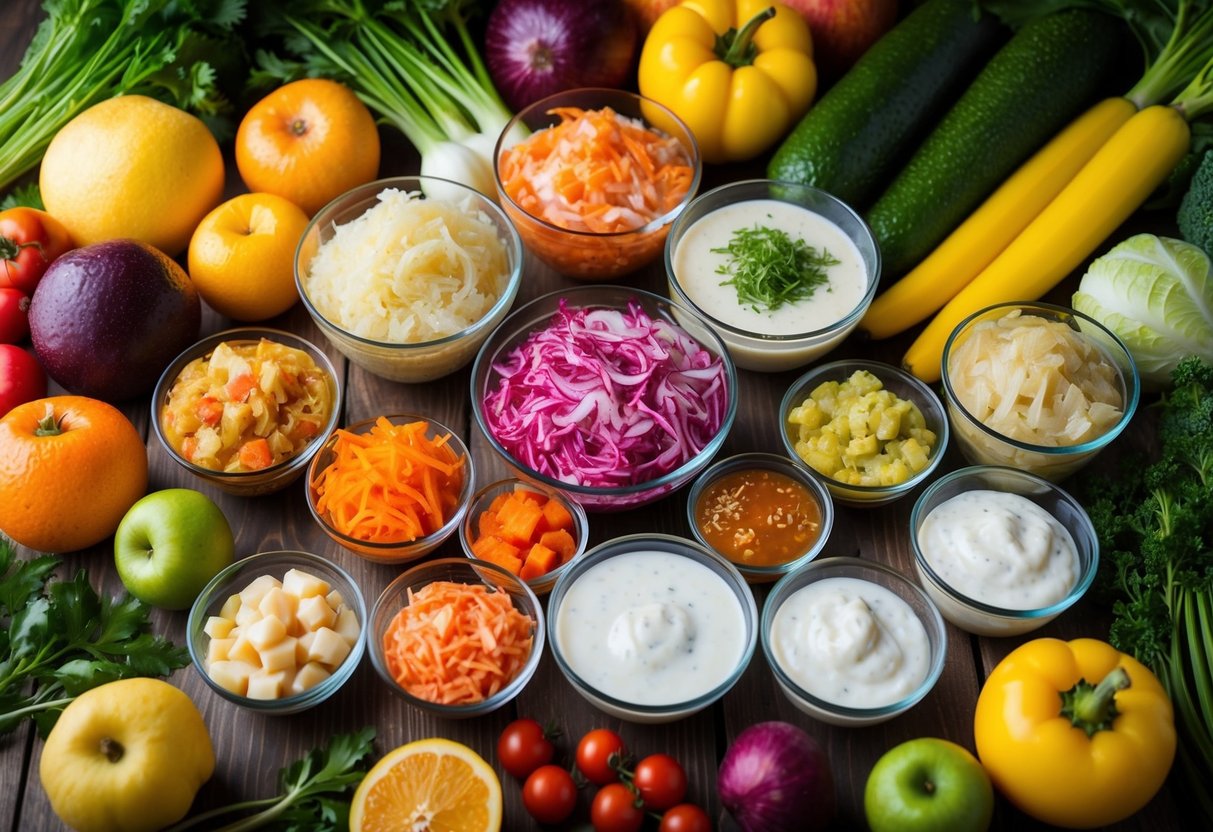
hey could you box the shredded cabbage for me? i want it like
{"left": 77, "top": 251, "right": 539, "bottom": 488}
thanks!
{"left": 483, "top": 300, "right": 729, "bottom": 487}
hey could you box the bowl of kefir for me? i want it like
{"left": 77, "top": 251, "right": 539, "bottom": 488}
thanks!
{"left": 665, "top": 179, "right": 880, "bottom": 372}
{"left": 910, "top": 465, "right": 1099, "bottom": 637}
{"left": 762, "top": 557, "right": 947, "bottom": 726}
{"left": 547, "top": 534, "right": 757, "bottom": 723}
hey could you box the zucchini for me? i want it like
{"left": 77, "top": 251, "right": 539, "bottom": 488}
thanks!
{"left": 866, "top": 9, "right": 1126, "bottom": 276}
{"left": 766, "top": 0, "right": 1003, "bottom": 207}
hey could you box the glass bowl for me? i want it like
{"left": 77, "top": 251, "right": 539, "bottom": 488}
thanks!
{"left": 367, "top": 557, "right": 544, "bottom": 718}
{"left": 294, "top": 175, "right": 524, "bottom": 383}
{"left": 761, "top": 556, "right": 946, "bottom": 727}
{"left": 665, "top": 179, "right": 880, "bottom": 372}
{"left": 494, "top": 87, "right": 701, "bottom": 281}
{"left": 187, "top": 550, "right": 367, "bottom": 715}
{"left": 909, "top": 465, "right": 1099, "bottom": 637}
{"left": 685, "top": 452, "right": 834, "bottom": 583}
{"left": 470, "top": 285, "right": 737, "bottom": 512}
{"left": 305, "top": 414, "right": 475, "bottom": 564}
{"left": 547, "top": 533, "right": 757, "bottom": 724}
{"left": 940, "top": 301, "right": 1140, "bottom": 482}
{"left": 458, "top": 477, "right": 590, "bottom": 595}
{"left": 152, "top": 327, "right": 343, "bottom": 497}
{"left": 779, "top": 359, "right": 949, "bottom": 507}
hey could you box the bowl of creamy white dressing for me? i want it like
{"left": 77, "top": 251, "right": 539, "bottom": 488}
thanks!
{"left": 910, "top": 465, "right": 1099, "bottom": 637}
{"left": 548, "top": 533, "right": 757, "bottom": 723}
{"left": 761, "top": 557, "right": 947, "bottom": 726}
{"left": 665, "top": 179, "right": 880, "bottom": 373}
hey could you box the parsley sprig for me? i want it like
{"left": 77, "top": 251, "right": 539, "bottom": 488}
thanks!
{"left": 711, "top": 224, "right": 839, "bottom": 314}
{"left": 0, "top": 538, "right": 189, "bottom": 737}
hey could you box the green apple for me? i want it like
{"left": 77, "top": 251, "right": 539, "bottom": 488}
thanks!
{"left": 864, "top": 738, "right": 994, "bottom": 832}
{"left": 114, "top": 488, "right": 235, "bottom": 610}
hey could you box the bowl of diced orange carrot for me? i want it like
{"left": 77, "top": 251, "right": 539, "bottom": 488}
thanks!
{"left": 459, "top": 478, "right": 589, "bottom": 595}
{"left": 305, "top": 414, "right": 476, "bottom": 564}
{"left": 368, "top": 557, "right": 544, "bottom": 718}
{"left": 493, "top": 87, "right": 702, "bottom": 281}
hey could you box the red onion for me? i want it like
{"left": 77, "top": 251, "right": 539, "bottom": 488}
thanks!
{"left": 718, "top": 721, "right": 836, "bottom": 832}
{"left": 485, "top": 0, "right": 638, "bottom": 112}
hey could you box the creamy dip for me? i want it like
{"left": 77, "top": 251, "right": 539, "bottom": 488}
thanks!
{"left": 771, "top": 576, "right": 930, "bottom": 708}
{"left": 673, "top": 199, "right": 867, "bottom": 336}
{"left": 916, "top": 490, "right": 1079, "bottom": 609}
{"left": 555, "top": 551, "right": 746, "bottom": 707}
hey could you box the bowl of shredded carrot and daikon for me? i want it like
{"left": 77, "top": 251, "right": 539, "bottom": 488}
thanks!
{"left": 368, "top": 557, "right": 544, "bottom": 717}
{"left": 305, "top": 414, "right": 476, "bottom": 563}
{"left": 493, "top": 87, "right": 702, "bottom": 280}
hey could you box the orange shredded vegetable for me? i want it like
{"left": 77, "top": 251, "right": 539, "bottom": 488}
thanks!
{"left": 499, "top": 106, "right": 694, "bottom": 234}
{"left": 382, "top": 580, "right": 535, "bottom": 705}
{"left": 310, "top": 417, "right": 465, "bottom": 544}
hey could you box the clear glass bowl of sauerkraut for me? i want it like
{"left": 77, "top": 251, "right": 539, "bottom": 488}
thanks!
{"left": 153, "top": 328, "right": 342, "bottom": 497}
{"left": 295, "top": 176, "right": 524, "bottom": 383}
{"left": 940, "top": 302, "right": 1140, "bottom": 482}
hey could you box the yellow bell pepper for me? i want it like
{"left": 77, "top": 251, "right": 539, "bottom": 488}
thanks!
{"left": 974, "top": 638, "right": 1176, "bottom": 829}
{"left": 638, "top": 0, "right": 816, "bottom": 163}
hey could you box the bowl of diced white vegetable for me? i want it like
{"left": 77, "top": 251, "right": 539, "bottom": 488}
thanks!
{"left": 187, "top": 550, "right": 366, "bottom": 715}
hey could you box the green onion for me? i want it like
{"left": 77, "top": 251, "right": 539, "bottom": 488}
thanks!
{"left": 711, "top": 225, "right": 839, "bottom": 313}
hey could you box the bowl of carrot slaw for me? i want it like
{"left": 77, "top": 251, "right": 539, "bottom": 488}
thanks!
{"left": 305, "top": 414, "right": 476, "bottom": 564}
{"left": 494, "top": 87, "right": 702, "bottom": 281}
{"left": 368, "top": 557, "right": 544, "bottom": 718}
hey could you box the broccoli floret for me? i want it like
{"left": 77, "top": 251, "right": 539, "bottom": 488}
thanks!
{"left": 1178, "top": 150, "right": 1213, "bottom": 256}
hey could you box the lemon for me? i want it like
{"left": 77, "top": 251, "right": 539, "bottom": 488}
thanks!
{"left": 40, "top": 95, "right": 225, "bottom": 257}
{"left": 350, "top": 738, "right": 502, "bottom": 832}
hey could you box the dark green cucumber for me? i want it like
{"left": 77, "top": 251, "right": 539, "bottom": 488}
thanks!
{"left": 767, "top": 0, "right": 1004, "bottom": 208}
{"left": 866, "top": 9, "right": 1126, "bottom": 276}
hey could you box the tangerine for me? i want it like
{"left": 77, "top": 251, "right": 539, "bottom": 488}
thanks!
{"left": 0, "top": 396, "right": 148, "bottom": 553}
{"left": 236, "top": 79, "right": 381, "bottom": 217}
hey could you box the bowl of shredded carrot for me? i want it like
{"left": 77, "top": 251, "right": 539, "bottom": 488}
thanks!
{"left": 368, "top": 557, "right": 544, "bottom": 717}
{"left": 494, "top": 87, "right": 701, "bottom": 281}
{"left": 306, "top": 414, "right": 476, "bottom": 563}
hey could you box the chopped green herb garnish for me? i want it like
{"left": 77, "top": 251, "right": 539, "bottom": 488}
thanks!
{"left": 712, "top": 225, "right": 839, "bottom": 313}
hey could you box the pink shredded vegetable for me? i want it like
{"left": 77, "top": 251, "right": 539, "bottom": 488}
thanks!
{"left": 483, "top": 300, "right": 730, "bottom": 487}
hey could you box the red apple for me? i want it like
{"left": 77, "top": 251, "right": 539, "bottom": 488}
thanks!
{"left": 623, "top": 0, "right": 680, "bottom": 34}
{"left": 784, "top": 0, "right": 900, "bottom": 81}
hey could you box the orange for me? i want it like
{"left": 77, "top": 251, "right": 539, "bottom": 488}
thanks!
{"left": 236, "top": 79, "right": 381, "bottom": 216}
{"left": 39, "top": 95, "right": 225, "bottom": 257}
{"left": 349, "top": 738, "right": 502, "bottom": 832}
{"left": 0, "top": 396, "right": 148, "bottom": 553}
{"left": 188, "top": 193, "right": 310, "bottom": 321}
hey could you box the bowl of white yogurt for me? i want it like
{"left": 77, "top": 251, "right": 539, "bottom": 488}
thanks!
{"left": 665, "top": 179, "right": 880, "bottom": 372}
{"left": 909, "top": 465, "right": 1099, "bottom": 637}
{"left": 547, "top": 533, "right": 758, "bottom": 723}
{"left": 761, "top": 556, "right": 947, "bottom": 726}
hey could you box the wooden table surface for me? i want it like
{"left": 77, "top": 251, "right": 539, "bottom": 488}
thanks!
{"left": 0, "top": 3, "right": 1185, "bottom": 829}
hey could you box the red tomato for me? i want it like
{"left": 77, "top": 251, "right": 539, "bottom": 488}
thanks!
{"left": 0, "top": 207, "right": 74, "bottom": 295}
{"left": 522, "top": 764, "right": 577, "bottom": 825}
{"left": 658, "top": 804, "right": 712, "bottom": 832}
{"left": 0, "top": 288, "right": 30, "bottom": 344}
{"left": 576, "top": 728, "right": 626, "bottom": 785}
{"left": 0, "top": 345, "right": 46, "bottom": 417}
{"left": 633, "top": 753, "right": 687, "bottom": 811}
{"left": 590, "top": 782, "right": 644, "bottom": 832}
{"left": 497, "top": 718, "right": 556, "bottom": 780}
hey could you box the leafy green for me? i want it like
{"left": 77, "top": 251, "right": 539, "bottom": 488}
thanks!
{"left": 164, "top": 727, "right": 377, "bottom": 832}
{"left": 711, "top": 225, "right": 840, "bottom": 314}
{"left": 0, "top": 0, "right": 248, "bottom": 194}
{"left": 1179, "top": 149, "right": 1213, "bottom": 253}
{"left": 0, "top": 538, "right": 189, "bottom": 737}
{"left": 0, "top": 184, "right": 43, "bottom": 211}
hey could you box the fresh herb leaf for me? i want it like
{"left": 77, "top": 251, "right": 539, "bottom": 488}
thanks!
{"left": 712, "top": 225, "right": 839, "bottom": 313}
{"left": 0, "top": 183, "right": 44, "bottom": 211}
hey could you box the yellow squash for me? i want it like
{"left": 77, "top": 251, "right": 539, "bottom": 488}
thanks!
{"left": 638, "top": 0, "right": 816, "bottom": 163}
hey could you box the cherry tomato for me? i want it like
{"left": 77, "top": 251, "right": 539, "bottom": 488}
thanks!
{"left": 0, "top": 208, "right": 74, "bottom": 295}
{"left": 633, "top": 753, "right": 687, "bottom": 811}
{"left": 576, "top": 728, "right": 625, "bottom": 785}
{"left": 658, "top": 804, "right": 712, "bottom": 832}
{"left": 590, "top": 782, "right": 644, "bottom": 832}
{"left": 0, "top": 288, "right": 30, "bottom": 344}
{"left": 0, "top": 345, "right": 46, "bottom": 417}
{"left": 522, "top": 764, "right": 577, "bottom": 825}
{"left": 497, "top": 718, "right": 556, "bottom": 780}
